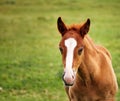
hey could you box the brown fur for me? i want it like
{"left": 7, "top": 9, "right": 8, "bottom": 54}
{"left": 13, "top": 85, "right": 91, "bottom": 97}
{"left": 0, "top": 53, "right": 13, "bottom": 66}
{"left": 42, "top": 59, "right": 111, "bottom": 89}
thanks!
{"left": 57, "top": 17, "right": 118, "bottom": 101}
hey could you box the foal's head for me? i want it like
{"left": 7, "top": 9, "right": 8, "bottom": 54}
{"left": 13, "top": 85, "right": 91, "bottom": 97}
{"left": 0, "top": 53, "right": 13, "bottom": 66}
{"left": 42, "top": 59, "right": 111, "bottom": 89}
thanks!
{"left": 57, "top": 17, "right": 90, "bottom": 86}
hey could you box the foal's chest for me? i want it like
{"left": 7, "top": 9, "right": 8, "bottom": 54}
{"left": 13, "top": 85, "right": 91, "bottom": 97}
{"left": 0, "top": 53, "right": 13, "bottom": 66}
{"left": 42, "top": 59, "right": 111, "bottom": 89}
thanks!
{"left": 69, "top": 86, "right": 102, "bottom": 101}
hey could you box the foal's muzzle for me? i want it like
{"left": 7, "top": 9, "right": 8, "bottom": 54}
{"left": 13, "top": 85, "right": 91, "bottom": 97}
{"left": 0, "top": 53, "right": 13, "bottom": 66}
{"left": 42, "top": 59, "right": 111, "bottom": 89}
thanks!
{"left": 62, "top": 72, "right": 74, "bottom": 86}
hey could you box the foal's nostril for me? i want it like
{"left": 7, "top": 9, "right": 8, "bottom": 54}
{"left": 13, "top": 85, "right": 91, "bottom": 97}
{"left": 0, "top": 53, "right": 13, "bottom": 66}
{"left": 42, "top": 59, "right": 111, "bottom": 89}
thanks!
{"left": 72, "top": 75, "right": 75, "bottom": 79}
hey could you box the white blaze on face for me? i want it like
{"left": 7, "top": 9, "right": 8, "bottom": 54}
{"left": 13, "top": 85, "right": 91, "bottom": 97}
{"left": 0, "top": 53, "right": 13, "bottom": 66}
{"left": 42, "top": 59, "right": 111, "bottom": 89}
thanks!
{"left": 64, "top": 38, "right": 77, "bottom": 84}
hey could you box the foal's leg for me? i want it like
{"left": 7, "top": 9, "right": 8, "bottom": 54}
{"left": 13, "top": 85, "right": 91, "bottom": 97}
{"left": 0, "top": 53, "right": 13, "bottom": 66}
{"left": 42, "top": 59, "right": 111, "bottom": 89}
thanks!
{"left": 100, "top": 98, "right": 115, "bottom": 101}
{"left": 65, "top": 86, "right": 71, "bottom": 101}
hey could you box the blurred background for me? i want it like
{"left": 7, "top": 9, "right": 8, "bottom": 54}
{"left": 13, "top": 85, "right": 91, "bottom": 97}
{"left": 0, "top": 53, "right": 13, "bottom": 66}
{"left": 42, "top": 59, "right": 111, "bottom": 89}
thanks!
{"left": 0, "top": 0, "right": 119, "bottom": 101}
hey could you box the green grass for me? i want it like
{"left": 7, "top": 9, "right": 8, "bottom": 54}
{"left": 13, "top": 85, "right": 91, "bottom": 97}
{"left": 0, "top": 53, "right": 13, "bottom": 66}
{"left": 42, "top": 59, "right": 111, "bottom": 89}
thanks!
{"left": 0, "top": 0, "right": 120, "bottom": 101}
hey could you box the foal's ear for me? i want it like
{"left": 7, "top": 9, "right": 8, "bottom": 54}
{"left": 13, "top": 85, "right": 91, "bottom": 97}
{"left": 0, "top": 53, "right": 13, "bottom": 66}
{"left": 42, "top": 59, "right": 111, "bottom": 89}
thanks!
{"left": 80, "top": 18, "right": 90, "bottom": 38}
{"left": 57, "top": 17, "right": 67, "bottom": 36}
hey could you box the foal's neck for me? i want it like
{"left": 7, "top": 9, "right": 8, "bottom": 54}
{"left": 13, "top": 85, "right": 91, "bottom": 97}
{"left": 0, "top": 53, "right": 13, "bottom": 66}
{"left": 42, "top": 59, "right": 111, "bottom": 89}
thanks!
{"left": 77, "top": 35, "right": 99, "bottom": 86}
{"left": 83, "top": 35, "right": 98, "bottom": 52}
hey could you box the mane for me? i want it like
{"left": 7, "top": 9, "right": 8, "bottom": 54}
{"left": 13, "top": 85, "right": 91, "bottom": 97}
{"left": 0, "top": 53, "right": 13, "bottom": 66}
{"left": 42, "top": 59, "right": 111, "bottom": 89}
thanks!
{"left": 83, "top": 35, "right": 111, "bottom": 59}
{"left": 67, "top": 23, "right": 84, "bottom": 31}
{"left": 83, "top": 35, "right": 98, "bottom": 52}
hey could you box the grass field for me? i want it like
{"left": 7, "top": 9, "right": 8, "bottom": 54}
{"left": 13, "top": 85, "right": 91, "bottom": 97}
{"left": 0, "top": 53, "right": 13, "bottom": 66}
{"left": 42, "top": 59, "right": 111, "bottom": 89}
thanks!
{"left": 0, "top": 0, "right": 120, "bottom": 101}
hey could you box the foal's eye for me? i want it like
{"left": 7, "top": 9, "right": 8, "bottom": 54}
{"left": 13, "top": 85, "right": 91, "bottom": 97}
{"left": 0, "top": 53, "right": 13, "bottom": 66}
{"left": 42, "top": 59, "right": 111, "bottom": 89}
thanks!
{"left": 78, "top": 47, "right": 83, "bottom": 55}
{"left": 59, "top": 47, "right": 63, "bottom": 54}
